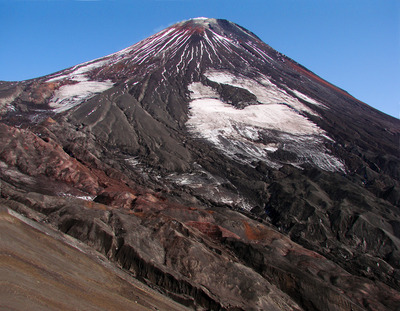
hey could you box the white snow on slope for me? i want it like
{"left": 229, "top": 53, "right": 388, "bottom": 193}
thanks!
{"left": 47, "top": 60, "right": 110, "bottom": 83}
{"left": 188, "top": 82, "right": 220, "bottom": 99}
{"left": 44, "top": 26, "right": 192, "bottom": 114}
{"left": 205, "top": 70, "right": 320, "bottom": 115}
{"left": 168, "top": 168, "right": 253, "bottom": 210}
{"left": 46, "top": 58, "right": 115, "bottom": 113}
{"left": 187, "top": 91, "right": 322, "bottom": 136}
{"left": 48, "top": 80, "right": 113, "bottom": 113}
{"left": 186, "top": 75, "right": 345, "bottom": 173}
{"left": 0, "top": 92, "right": 20, "bottom": 114}
{"left": 290, "top": 89, "right": 326, "bottom": 108}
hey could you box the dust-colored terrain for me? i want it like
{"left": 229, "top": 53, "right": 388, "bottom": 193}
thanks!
{"left": 0, "top": 207, "right": 189, "bottom": 311}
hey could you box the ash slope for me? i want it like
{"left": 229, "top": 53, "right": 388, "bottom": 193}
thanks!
{"left": 0, "top": 207, "right": 190, "bottom": 311}
{"left": 1, "top": 18, "right": 400, "bottom": 310}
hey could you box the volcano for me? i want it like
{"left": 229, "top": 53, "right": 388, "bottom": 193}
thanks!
{"left": 1, "top": 18, "right": 400, "bottom": 310}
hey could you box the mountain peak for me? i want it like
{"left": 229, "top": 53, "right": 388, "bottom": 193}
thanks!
{"left": 172, "top": 17, "right": 262, "bottom": 42}
{"left": 185, "top": 17, "right": 217, "bottom": 23}
{"left": 1, "top": 16, "right": 400, "bottom": 311}
{"left": 177, "top": 17, "right": 224, "bottom": 27}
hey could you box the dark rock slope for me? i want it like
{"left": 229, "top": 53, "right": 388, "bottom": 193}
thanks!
{"left": 1, "top": 18, "right": 400, "bottom": 310}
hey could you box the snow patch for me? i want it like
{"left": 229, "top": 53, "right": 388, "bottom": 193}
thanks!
{"left": 58, "top": 193, "right": 95, "bottom": 201}
{"left": 47, "top": 60, "right": 109, "bottom": 83}
{"left": 205, "top": 70, "right": 318, "bottom": 115}
{"left": 188, "top": 82, "right": 219, "bottom": 99}
{"left": 290, "top": 89, "right": 327, "bottom": 108}
{"left": 167, "top": 166, "right": 253, "bottom": 210}
{"left": 187, "top": 98, "right": 321, "bottom": 136}
{"left": 45, "top": 56, "right": 115, "bottom": 113}
{"left": 125, "top": 157, "right": 140, "bottom": 167}
{"left": 186, "top": 77, "right": 345, "bottom": 173}
{"left": 48, "top": 80, "right": 113, "bottom": 113}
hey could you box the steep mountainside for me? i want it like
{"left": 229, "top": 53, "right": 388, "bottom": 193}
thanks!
{"left": 1, "top": 18, "right": 400, "bottom": 310}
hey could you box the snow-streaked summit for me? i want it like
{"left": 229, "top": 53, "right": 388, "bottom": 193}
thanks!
{"left": 5, "top": 17, "right": 396, "bottom": 175}
{"left": 4, "top": 17, "right": 351, "bottom": 173}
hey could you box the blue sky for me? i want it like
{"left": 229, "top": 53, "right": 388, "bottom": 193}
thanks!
{"left": 0, "top": 0, "right": 399, "bottom": 118}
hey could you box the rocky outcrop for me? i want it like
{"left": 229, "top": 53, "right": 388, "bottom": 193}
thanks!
{"left": 265, "top": 167, "right": 400, "bottom": 291}
{"left": 2, "top": 178, "right": 400, "bottom": 310}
